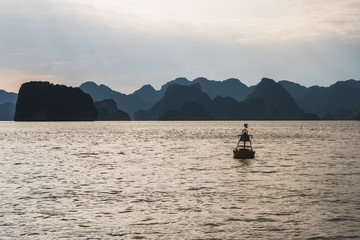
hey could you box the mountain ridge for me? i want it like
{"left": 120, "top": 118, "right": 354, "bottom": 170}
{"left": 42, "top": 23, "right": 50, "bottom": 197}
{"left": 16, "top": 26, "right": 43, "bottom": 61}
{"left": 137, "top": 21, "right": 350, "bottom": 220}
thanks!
{"left": 135, "top": 78, "right": 319, "bottom": 121}
{"left": 279, "top": 79, "right": 360, "bottom": 118}
{"left": 79, "top": 77, "right": 253, "bottom": 118}
{"left": 1, "top": 77, "right": 359, "bottom": 120}
{"left": 0, "top": 89, "right": 18, "bottom": 104}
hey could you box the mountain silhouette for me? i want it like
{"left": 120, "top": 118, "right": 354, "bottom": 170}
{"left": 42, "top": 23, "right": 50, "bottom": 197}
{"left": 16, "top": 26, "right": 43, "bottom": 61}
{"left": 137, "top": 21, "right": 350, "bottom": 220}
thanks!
{"left": 209, "top": 96, "right": 266, "bottom": 120}
{"left": 95, "top": 99, "right": 130, "bottom": 121}
{"left": 280, "top": 79, "right": 360, "bottom": 119}
{"left": 15, "top": 81, "right": 97, "bottom": 121}
{"left": 333, "top": 104, "right": 360, "bottom": 120}
{"left": 2, "top": 77, "right": 359, "bottom": 121}
{"left": 0, "top": 90, "right": 17, "bottom": 121}
{"left": 135, "top": 78, "right": 316, "bottom": 120}
{"left": 0, "top": 90, "right": 17, "bottom": 104}
{"left": 132, "top": 84, "right": 160, "bottom": 106}
{"left": 278, "top": 80, "right": 326, "bottom": 99}
{"left": 159, "top": 101, "right": 212, "bottom": 120}
{"left": 0, "top": 102, "right": 16, "bottom": 121}
{"left": 135, "top": 83, "right": 212, "bottom": 120}
{"left": 247, "top": 78, "right": 305, "bottom": 120}
{"left": 79, "top": 82, "right": 146, "bottom": 119}
{"left": 149, "top": 77, "right": 253, "bottom": 102}
{"left": 80, "top": 77, "right": 253, "bottom": 119}
{"left": 193, "top": 77, "right": 253, "bottom": 101}
{"left": 210, "top": 78, "right": 319, "bottom": 120}
{"left": 158, "top": 77, "right": 192, "bottom": 94}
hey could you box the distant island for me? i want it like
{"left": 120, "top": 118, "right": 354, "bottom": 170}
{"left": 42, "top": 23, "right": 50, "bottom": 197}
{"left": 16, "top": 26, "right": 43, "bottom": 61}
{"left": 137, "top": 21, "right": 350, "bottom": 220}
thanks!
{"left": 134, "top": 78, "right": 318, "bottom": 120}
{"left": 1, "top": 77, "right": 360, "bottom": 121}
{"left": 79, "top": 77, "right": 360, "bottom": 120}
{"left": 14, "top": 82, "right": 98, "bottom": 121}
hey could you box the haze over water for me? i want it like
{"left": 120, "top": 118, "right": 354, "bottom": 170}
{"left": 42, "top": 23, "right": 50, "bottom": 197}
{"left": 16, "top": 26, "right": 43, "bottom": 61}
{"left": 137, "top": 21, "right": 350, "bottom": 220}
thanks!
{"left": 1, "top": 121, "right": 359, "bottom": 239}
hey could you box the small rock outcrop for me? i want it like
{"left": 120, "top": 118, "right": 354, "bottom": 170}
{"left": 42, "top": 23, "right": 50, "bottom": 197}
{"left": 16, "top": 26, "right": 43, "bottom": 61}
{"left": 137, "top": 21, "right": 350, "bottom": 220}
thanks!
{"left": 94, "top": 99, "right": 130, "bottom": 121}
{"left": 14, "top": 81, "right": 97, "bottom": 121}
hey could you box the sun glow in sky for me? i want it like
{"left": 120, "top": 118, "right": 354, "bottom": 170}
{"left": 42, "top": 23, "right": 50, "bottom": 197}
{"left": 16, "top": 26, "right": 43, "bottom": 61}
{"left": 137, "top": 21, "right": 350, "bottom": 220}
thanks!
{"left": 0, "top": 0, "right": 359, "bottom": 93}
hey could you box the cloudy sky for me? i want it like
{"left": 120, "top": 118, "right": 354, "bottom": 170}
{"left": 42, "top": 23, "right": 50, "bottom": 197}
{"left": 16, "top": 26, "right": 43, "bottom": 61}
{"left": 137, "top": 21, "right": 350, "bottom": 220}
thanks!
{"left": 0, "top": 0, "right": 359, "bottom": 93}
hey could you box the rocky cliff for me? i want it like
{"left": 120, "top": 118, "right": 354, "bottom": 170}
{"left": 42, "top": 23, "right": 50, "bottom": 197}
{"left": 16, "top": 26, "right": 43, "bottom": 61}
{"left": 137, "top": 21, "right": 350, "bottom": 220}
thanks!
{"left": 15, "top": 81, "right": 97, "bottom": 121}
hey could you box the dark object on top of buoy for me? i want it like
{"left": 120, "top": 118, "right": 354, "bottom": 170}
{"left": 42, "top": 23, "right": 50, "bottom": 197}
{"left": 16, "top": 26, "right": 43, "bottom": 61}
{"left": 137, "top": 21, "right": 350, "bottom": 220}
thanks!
{"left": 233, "top": 124, "right": 255, "bottom": 159}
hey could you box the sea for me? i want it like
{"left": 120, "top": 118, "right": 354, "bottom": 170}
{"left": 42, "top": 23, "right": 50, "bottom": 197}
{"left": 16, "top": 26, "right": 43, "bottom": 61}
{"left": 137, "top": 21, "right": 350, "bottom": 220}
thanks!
{"left": 0, "top": 121, "right": 359, "bottom": 239}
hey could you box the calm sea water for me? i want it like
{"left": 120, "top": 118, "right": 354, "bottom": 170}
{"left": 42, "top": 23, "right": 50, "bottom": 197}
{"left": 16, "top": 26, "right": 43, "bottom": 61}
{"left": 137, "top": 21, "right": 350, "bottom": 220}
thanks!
{"left": 0, "top": 121, "right": 359, "bottom": 239}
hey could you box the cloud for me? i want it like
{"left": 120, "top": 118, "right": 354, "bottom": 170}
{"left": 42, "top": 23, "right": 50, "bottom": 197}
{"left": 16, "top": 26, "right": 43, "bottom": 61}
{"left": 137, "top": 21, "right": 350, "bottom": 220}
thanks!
{"left": 0, "top": 0, "right": 359, "bottom": 93}
{"left": 55, "top": 0, "right": 360, "bottom": 43}
{"left": 2, "top": 0, "right": 360, "bottom": 42}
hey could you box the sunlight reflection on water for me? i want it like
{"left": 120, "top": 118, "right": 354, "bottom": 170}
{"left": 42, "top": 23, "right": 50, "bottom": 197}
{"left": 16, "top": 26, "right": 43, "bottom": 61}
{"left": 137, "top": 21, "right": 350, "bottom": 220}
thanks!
{"left": 0, "top": 121, "right": 360, "bottom": 239}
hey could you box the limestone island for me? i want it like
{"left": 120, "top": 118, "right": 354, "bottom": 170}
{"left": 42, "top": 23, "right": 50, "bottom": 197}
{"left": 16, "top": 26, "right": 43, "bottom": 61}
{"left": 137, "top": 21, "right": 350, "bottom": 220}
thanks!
{"left": 14, "top": 81, "right": 97, "bottom": 121}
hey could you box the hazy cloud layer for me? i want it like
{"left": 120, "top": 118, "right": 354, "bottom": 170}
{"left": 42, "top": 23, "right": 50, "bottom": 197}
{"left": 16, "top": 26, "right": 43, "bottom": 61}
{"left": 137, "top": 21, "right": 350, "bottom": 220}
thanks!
{"left": 0, "top": 0, "right": 359, "bottom": 92}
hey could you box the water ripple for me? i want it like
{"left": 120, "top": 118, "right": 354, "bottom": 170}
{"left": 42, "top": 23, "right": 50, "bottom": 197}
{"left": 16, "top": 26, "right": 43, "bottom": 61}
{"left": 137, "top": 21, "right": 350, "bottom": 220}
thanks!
{"left": 0, "top": 121, "right": 359, "bottom": 239}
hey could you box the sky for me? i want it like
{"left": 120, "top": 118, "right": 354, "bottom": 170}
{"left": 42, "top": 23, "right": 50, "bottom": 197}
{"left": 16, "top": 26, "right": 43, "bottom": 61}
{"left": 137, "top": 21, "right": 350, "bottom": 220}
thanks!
{"left": 0, "top": 0, "right": 359, "bottom": 93}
